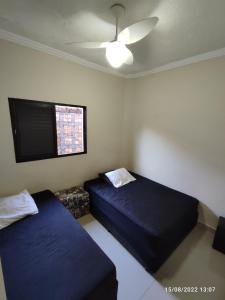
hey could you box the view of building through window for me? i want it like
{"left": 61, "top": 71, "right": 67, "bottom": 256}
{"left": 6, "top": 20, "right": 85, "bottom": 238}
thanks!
{"left": 55, "top": 105, "right": 84, "bottom": 155}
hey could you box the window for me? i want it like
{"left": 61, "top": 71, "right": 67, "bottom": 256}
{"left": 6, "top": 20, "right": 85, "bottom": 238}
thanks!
{"left": 8, "top": 98, "right": 87, "bottom": 162}
{"left": 56, "top": 105, "right": 84, "bottom": 155}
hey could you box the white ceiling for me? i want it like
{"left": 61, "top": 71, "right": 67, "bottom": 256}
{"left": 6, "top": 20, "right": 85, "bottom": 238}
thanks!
{"left": 0, "top": 0, "right": 225, "bottom": 76}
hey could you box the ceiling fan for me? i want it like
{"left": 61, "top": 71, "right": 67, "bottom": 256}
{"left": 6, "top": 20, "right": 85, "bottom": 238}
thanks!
{"left": 67, "top": 3, "right": 159, "bottom": 68}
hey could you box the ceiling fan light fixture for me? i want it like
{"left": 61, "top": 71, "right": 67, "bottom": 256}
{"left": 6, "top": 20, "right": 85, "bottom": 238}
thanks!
{"left": 67, "top": 3, "right": 159, "bottom": 70}
{"left": 106, "top": 41, "right": 130, "bottom": 68}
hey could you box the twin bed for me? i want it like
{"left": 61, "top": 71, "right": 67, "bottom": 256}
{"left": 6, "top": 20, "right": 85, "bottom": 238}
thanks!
{"left": 85, "top": 172, "right": 199, "bottom": 273}
{"left": 0, "top": 190, "right": 118, "bottom": 300}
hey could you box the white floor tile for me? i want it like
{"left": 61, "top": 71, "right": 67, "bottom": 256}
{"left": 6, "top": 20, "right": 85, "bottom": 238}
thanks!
{"left": 0, "top": 259, "right": 7, "bottom": 300}
{"left": 140, "top": 280, "right": 178, "bottom": 300}
{"left": 79, "top": 215, "right": 225, "bottom": 300}
{"left": 155, "top": 224, "right": 225, "bottom": 300}
{"left": 79, "top": 215, "right": 154, "bottom": 300}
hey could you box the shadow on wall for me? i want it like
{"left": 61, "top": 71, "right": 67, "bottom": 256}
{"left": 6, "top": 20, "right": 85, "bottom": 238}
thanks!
{"left": 128, "top": 126, "right": 224, "bottom": 228}
{"left": 131, "top": 111, "right": 225, "bottom": 172}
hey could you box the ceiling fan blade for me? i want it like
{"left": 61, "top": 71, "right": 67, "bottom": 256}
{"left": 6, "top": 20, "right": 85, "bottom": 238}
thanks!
{"left": 118, "top": 17, "right": 158, "bottom": 45}
{"left": 66, "top": 42, "right": 109, "bottom": 48}
{"left": 124, "top": 47, "right": 133, "bottom": 65}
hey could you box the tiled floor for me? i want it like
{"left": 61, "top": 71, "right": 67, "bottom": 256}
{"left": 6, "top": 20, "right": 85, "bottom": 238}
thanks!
{"left": 79, "top": 215, "right": 225, "bottom": 300}
{"left": 0, "top": 259, "right": 6, "bottom": 300}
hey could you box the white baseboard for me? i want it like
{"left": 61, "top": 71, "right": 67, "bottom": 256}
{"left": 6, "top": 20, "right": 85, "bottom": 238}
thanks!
{"left": 198, "top": 221, "right": 216, "bottom": 232}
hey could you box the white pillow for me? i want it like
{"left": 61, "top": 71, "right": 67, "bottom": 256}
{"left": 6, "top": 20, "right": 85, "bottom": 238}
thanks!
{"left": 105, "top": 168, "right": 136, "bottom": 188}
{"left": 0, "top": 190, "right": 38, "bottom": 230}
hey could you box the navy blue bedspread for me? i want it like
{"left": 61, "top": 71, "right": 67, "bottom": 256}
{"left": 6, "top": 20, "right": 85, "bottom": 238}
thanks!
{"left": 0, "top": 190, "right": 117, "bottom": 300}
{"left": 84, "top": 173, "right": 198, "bottom": 272}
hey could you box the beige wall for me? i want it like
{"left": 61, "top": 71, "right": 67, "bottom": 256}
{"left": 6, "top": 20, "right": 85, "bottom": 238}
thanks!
{"left": 1, "top": 39, "right": 225, "bottom": 229}
{"left": 123, "top": 57, "right": 225, "bottom": 228}
{"left": 0, "top": 40, "right": 124, "bottom": 195}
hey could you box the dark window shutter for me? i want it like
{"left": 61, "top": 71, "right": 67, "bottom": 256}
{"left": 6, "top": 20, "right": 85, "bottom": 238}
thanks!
{"left": 9, "top": 99, "right": 57, "bottom": 162}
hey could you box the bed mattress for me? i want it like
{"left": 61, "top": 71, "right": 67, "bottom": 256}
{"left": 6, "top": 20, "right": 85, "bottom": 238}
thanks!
{"left": 84, "top": 173, "right": 198, "bottom": 272}
{"left": 0, "top": 190, "right": 118, "bottom": 300}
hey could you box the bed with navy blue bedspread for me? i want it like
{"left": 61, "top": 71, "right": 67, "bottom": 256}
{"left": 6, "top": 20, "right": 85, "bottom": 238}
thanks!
{"left": 0, "top": 190, "right": 118, "bottom": 300}
{"left": 84, "top": 173, "right": 199, "bottom": 273}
